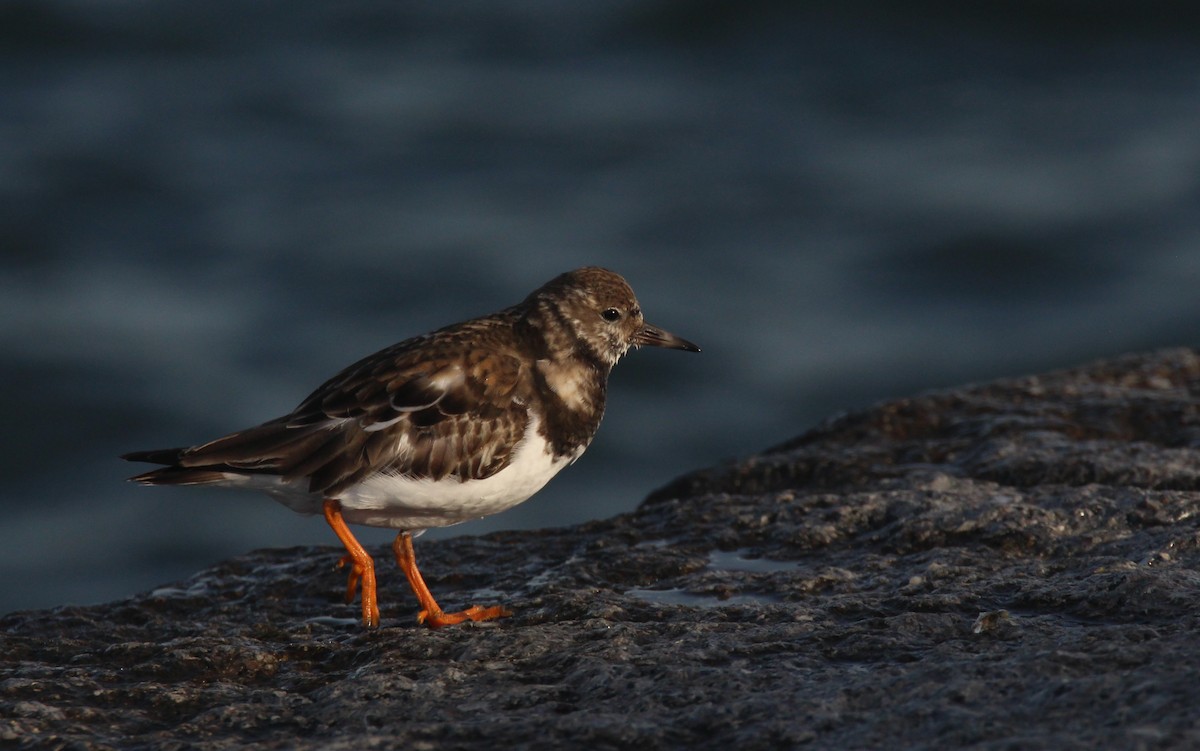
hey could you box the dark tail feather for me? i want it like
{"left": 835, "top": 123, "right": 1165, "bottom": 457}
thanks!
{"left": 126, "top": 465, "right": 234, "bottom": 486}
{"left": 121, "top": 448, "right": 186, "bottom": 466}
{"left": 122, "top": 421, "right": 342, "bottom": 487}
{"left": 122, "top": 447, "right": 225, "bottom": 485}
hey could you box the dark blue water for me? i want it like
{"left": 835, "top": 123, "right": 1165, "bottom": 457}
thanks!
{"left": 3, "top": 2, "right": 1199, "bottom": 615}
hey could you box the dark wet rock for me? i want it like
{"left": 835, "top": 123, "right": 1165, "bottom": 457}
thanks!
{"left": 6, "top": 348, "right": 1200, "bottom": 749}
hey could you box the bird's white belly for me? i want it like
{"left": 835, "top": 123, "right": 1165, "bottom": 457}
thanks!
{"left": 337, "top": 431, "right": 575, "bottom": 530}
{"left": 235, "top": 417, "right": 580, "bottom": 531}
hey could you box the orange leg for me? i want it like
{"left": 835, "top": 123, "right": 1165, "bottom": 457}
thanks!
{"left": 392, "top": 531, "right": 511, "bottom": 629}
{"left": 322, "top": 499, "right": 380, "bottom": 628}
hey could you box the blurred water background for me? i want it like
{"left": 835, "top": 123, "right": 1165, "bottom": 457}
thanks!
{"left": 3, "top": 1, "right": 1199, "bottom": 615}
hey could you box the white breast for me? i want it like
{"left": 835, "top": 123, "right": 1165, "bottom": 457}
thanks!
{"left": 229, "top": 413, "right": 581, "bottom": 532}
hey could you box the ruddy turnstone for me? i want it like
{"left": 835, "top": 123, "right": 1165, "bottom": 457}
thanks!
{"left": 123, "top": 267, "right": 699, "bottom": 629}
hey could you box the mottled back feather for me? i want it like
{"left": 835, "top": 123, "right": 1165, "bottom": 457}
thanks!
{"left": 127, "top": 316, "right": 531, "bottom": 497}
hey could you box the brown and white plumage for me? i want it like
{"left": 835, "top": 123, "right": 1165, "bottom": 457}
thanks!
{"left": 123, "top": 267, "right": 699, "bottom": 628}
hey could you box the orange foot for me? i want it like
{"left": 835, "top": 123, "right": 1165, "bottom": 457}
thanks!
{"left": 393, "top": 532, "right": 513, "bottom": 629}
{"left": 323, "top": 499, "right": 380, "bottom": 628}
{"left": 419, "top": 604, "right": 513, "bottom": 630}
{"left": 336, "top": 555, "right": 365, "bottom": 601}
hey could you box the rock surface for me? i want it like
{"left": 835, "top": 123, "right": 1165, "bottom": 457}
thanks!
{"left": 6, "top": 349, "right": 1200, "bottom": 750}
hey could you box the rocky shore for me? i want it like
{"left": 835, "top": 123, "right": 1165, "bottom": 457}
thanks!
{"left": 5, "top": 349, "right": 1200, "bottom": 749}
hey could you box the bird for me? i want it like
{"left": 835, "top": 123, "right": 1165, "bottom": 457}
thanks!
{"left": 123, "top": 267, "right": 699, "bottom": 629}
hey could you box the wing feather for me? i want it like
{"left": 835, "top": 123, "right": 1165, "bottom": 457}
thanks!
{"left": 128, "top": 328, "right": 533, "bottom": 498}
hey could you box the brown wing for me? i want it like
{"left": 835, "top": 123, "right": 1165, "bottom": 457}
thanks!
{"left": 128, "top": 332, "right": 530, "bottom": 498}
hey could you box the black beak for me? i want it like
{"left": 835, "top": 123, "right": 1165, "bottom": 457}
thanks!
{"left": 634, "top": 323, "right": 701, "bottom": 353}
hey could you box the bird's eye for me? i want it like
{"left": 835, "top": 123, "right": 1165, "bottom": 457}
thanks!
{"left": 601, "top": 308, "right": 622, "bottom": 322}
